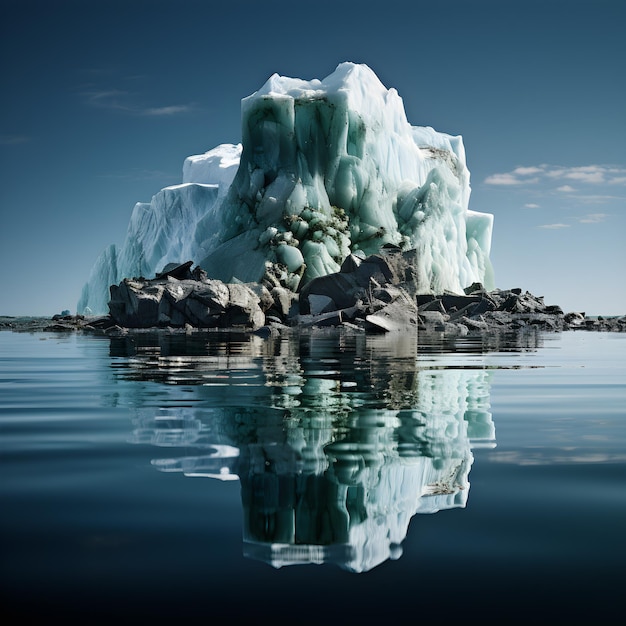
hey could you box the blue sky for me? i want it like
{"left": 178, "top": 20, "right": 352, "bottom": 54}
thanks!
{"left": 1, "top": 0, "right": 624, "bottom": 316}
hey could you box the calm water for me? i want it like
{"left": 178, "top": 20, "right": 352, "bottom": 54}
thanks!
{"left": 1, "top": 328, "right": 625, "bottom": 622}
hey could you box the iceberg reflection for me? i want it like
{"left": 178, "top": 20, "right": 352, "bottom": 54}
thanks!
{"left": 113, "top": 330, "right": 495, "bottom": 572}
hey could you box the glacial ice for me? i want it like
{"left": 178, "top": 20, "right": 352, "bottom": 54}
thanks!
{"left": 78, "top": 62, "right": 494, "bottom": 315}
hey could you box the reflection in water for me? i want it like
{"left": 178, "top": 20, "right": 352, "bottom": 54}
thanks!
{"left": 110, "top": 330, "right": 498, "bottom": 572}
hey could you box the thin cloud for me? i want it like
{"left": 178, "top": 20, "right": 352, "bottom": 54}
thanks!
{"left": 142, "top": 105, "right": 194, "bottom": 116}
{"left": 0, "top": 134, "right": 30, "bottom": 145}
{"left": 575, "top": 194, "right": 624, "bottom": 204}
{"left": 485, "top": 164, "right": 626, "bottom": 188}
{"left": 579, "top": 213, "right": 608, "bottom": 223}
{"left": 82, "top": 88, "right": 131, "bottom": 111}
{"left": 557, "top": 185, "right": 576, "bottom": 193}
{"left": 524, "top": 203, "right": 541, "bottom": 208}
{"left": 539, "top": 223, "right": 570, "bottom": 229}
{"left": 99, "top": 168, "right": 178, "bottom": 181}
{"left": 484, "top": 173, "right": 530, "bottom": 185}
{"left": 80, "top": 87, "right": 194, "bottom": 117}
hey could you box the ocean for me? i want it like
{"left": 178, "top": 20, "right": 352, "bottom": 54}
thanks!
{"left": 1, "top": 327, "right": 624, "bottom": 623}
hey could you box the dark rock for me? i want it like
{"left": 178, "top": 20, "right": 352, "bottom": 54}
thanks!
{"left": 108, "top": 268, "right": 268, "bottom": 331}
{"left": 372, "top": 286, "right": 405, "bottom": 305}
{"left": 39, "top": 252, "right": 611, "bottom": 336}
{"left": 243, "top": 283, "right": 274, "bottom": 312}
{"left": 44, "top": 322, "right": 76, "bottom": 332}
{"left": 299, "top": 272, "right": 364, "bottom": 314}
{"left": 440, "top": 294, "right": 485, "bottom": 311}
{"left": 418, "top": 298, "right": 446, "bottom": 314}
{"left": 459, "top": 316, "right": 490, "bottom": 331}
{"left": 83, "top": 316, "right": 117, "bottom": 330}
{"left": 308, "top": 294, "right": 337, "bottom": 315}
{"left": 296, "top": 248, "right": 418, "bottom": 332}
{"left": 155, "top": 261, "right": 194, "bottom": 280}
{"left": 564, "top": 312, "right": 586, "bottom": 326}
{"left": 448, "top": 298, "right": 495, "bottom": 321}
{"left": 418, "top": 311, "right": 447, "bottom": 327}
{"left": 365, "top": 291, "right": 417, "bottom": 332}
{"left": 352, "top": 254, "right": 395, "bottom": 288}
{"left": 416, "top": 294, "right": 437, "bottom": 307}
{"left": 340, "top": 253, "right": 365, "bottom": 273}
{"left": 442, "top": 322, "right": 469, "bottom": 336}
{"left": 295, "top": 310, "right": 346, "bottom": 328}
{"left": 545, "top": 304, "right": 564, "bottom": 315}
{"left": 268, "top": 286, "right": 298, "bottom": 319}
{"left": 463, "top": 282, "right": 486, "bottom": 296}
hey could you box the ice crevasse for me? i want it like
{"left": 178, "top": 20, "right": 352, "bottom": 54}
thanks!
{"left": 78, "top": 62, "right": 494, "bottom": 315}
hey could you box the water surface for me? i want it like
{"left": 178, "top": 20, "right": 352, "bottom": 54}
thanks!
{"left": 1, "top": 328, "right": 624, "bottom": 622}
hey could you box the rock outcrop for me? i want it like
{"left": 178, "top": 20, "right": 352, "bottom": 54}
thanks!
{"left": 294, "top": 247, "right": 418, "bottom": 332}
{"left": 97, "top": 251, "right": 625, "bottom": 335}
{"left": 416, "top": 283, "right": 567, "bottom": 335}
{"left": 4, "top": 250, "right": 623, "bottom": 335}
{"left": 102, "top": 249, "right": 420, "bottom": 333}
{"left": 107, "top": 262, "right": 271, "bottom": 331}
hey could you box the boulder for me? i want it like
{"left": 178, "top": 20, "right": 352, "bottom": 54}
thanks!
{"left": 155, "top": 260, "right": 194, "bottom": 280}
{"left": 268, "top": 286, "right": 298, "bottom": 319}
{"left": 108, "top": 265, "right": 268, "bottom": 330}
{"left": 296, "top": 248, "right": 418, "bottom": 332}
{"left": 365, "top": 291, "right": 417, "bottom": 332}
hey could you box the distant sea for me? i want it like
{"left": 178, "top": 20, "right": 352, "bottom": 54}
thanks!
{"left": 1, "top": 327, "right": 624, "bottom": 623}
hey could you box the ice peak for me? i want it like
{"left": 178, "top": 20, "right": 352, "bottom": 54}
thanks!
{"left": 78, "top": 63, "right": 494, "bottom": 315}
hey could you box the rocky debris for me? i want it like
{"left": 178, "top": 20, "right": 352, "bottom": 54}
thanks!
{"left": 154, "top": 260, "right": 195, "bottom": 280}
{"left": 2, "top": 254, "right": 624, "bottom": 336}
{"left": 0, "top": 314, "right": 122, "bottom": 334}
{"left": 98, "top": 250, "right": 420, "bottom": 334}
{"left": 294, "top": 248, "right": 419, "bottom": 332}
{"left": 293, "top": 256, "right": 625, "bottom": 334}
{"left": 107, "top": 262, "right": 270, "bottom": 331}
{"left": 416, "top": 285, "right": 625, "bottom": 334}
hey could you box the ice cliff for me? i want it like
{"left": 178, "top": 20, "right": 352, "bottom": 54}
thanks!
{"left": 78, "top": 62, "right": 494, "bottom": 315}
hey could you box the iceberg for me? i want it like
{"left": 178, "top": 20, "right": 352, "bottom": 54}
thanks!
{"left": 78, "top": 62, "right": 494, "bottom": 315}
{"left": 78, "top": 144, "right": 241, "bottom": 314}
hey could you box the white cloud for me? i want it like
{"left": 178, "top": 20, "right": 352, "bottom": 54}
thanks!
{"left": 484, "top": 173, "right": 525, "bottom": 185}
{"left": 485, "top": 164, "right": 626, "bottom": 190}
{"left": 579, "top": 213, "right": 608, "bottom": 223}
{"left": 524, "top": 203, "right": 540, "bottom": 208}
{"left": 557, "top": 185, "right": 576, "bottom": 193}
{"left": 539, "top": 223, "right": 570, "bottom": 229}
{"left": 563, "top": 168, "right": 604, "bottom": 183}
{"left": 512, "top": 166, "right": 544, "bottom": 176}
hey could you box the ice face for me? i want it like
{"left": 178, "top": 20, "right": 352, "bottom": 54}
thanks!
{"left": 77, "top": 144, "right": 240, "bottom": 315}
{"left": 182, "top": 142, "right": 242, "bottom": 186}
{"left": 78, "top": 63, "right": 494, "bottom": 315}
